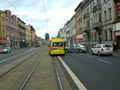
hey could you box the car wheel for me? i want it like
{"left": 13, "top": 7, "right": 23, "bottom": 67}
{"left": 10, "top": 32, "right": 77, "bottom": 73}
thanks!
{"left": 79, "top": 49, "right": 82, "bottom": 53}
{"left": 98, "top": 51, "right": 101, "bottom": 56}
{"left": 66, "top": 50, "right": 68, "bottom": 53}
{"left": 110, "top": 54, "right": 113, "bottom": 56}
{"left": 91, "top": 50, "right": 94, "bottom": 55}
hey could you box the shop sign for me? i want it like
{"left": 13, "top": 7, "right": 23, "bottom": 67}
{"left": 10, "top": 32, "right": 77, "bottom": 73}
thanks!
{"left": 113, "top": 22, "right": 120, "bottom": 31}
{"left": 76, "top": 34, "right": 83, "bottom": 39}
{"left": 116, "top": 31, "right": 120, "bottom": 36}
{"left": 117, "top": 3, "right": 120, "bottom": 17}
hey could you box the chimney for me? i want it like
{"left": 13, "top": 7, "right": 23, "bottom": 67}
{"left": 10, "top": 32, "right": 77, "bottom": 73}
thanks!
{"left": 12, "top": 15, "right": 17, "bottom": 21}
{"left": 4, "top": 10, "right": 11, "bottom": 17}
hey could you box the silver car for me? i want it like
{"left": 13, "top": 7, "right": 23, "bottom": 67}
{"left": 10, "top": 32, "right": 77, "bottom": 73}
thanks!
{"left": 65, "top": 44, "right": 87, "bottom": 53}
{"left": 91, "top": 44, "right": 113, "bottom": 56}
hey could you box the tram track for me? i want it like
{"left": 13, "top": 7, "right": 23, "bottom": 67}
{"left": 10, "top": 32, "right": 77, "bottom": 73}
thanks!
{"left": 0, "top": 46, "right": 72, "bottom": 90}
{"left": 0, "top": 48, "right": 41, "bottom": 90}
{"left": 0, "top": 50, "right": 38, "bottom": 79}
{"left": 52, "top": 56, "right": 64, "bottom": 90}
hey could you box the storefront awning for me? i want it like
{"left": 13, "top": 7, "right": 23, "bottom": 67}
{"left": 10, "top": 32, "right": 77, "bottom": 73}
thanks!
{"left": 0, "top": 41, "right": 8, "bottom": 44}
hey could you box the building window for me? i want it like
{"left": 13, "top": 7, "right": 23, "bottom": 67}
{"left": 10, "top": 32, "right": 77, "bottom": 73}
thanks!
{"left": 108, "top": 8, "right": 112, "bottom": 20}
{"left": 3, "top": 31, "right": 6, "bottom": 39}
{"left": 91, "top": 5, "right": 92, "bottom": 13}
{"left": 110, "top": 30, "right": 113, "bottom": 40}
{"left": 97, "top": 0, "right": 100, "bottom": 5}
{"left": 99, "top": 13, "right": 102, "bottom": 23}
{"left": 104, "top": 11, "right": 107, "bottom": 22}
{"left": 104, "top": 0, "right": 106, "bottom": 4}
{"left": 105, "top": 31, "right": 107, "bottom": 41}
{"left": 2, "top": 17, "right": 4, "bottom": 25}
{"left": 91, "top": 18, "right": 93, "bottom": 26}
{"left": 95, "top": 33, "right": 96, "bottom": 41}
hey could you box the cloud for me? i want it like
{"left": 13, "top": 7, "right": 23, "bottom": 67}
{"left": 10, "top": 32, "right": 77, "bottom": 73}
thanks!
{"left": 0, "top": 0, "right": 82, "bottom": 39}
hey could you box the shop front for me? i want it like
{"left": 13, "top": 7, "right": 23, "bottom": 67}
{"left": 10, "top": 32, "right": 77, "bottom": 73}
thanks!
{"left": 0, "top": 40, "right": 8, "bottom": 50}
{"left": 113, "top": 22, "right": 120, "bottom": 48}
{"left": 76, "top": 34, "right": 83, "bottom": 44}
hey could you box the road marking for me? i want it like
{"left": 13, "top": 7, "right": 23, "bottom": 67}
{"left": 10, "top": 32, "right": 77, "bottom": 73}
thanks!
{"left": 81, "top": 54, "right": 85, "bottom": 56}
{"left": 58, "top": 56, "right": 87, "bottom": 90}
{"left": 86, "top": 55, "right": 94, "bottom": 58}
{"left": 98, "top": 59, "right": 112, "bottom": 64}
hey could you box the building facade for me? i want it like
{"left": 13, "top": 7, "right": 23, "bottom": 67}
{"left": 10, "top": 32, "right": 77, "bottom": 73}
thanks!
{"left": 31, "top": 27, "right": 35, "bottom": 46}
{"left": 65, "top": 20, "right": 70, "bottom": 46}
{"left": 71, "top": 15, "right": 76, "bottom": 45}
{"left": 5, "top": 10, "right": 20, "bottom": 49}
{"left": 17, "top": 18, "right": 26, "bottom": 48}
{"left": 0, "top": 10, "right": 7, "bottom": 49}
{"left": 75, "top": 2, "right": 83, "bottom": 44}
{"left": 26, "top": 25, "right": 32, "bottom": 46}
{"left": 81, "top": 0, "right": 115, "bottom": 48}
{"left": 113, "top": 0, "right": 120, "bottom": 48}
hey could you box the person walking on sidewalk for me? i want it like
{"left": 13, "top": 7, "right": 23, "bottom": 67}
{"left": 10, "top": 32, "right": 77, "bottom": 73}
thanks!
{"left": 113, "top": 40, "right": 118, "bottom": 53}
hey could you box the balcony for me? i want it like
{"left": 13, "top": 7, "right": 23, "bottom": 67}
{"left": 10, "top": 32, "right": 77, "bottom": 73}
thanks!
{"left": 83, "top": 12, "right": 90, "bottom": 19}
{"left": 93, "top": 4, "right": 101, "bottom": 13}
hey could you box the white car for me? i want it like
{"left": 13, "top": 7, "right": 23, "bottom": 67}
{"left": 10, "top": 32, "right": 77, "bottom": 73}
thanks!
{"left": 91, "top": 44, "right": 113, "bottom": 56}
{"left": 0, "top": 47, "right": 11, "bottom": 53}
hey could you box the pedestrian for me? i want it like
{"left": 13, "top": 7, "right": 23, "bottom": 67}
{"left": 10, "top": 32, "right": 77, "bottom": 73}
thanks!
{"left": 113, "top": 40, "right": 118, "bottom": 53}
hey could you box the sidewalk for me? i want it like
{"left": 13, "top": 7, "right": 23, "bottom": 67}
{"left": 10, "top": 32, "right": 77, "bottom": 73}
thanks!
{"left": 113, "top": 49, "right": 120, "bottom": 56}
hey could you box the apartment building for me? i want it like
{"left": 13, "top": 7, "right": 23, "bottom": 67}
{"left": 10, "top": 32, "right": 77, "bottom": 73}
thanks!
{"left": 59, "top": 27, "right": 66, "bottom": 42}
{"left": 102, "top": 0, "right": 115, "bottom": 45}
{"left": 65, "top": 20, "right": 70, "bottom": 46}
{"left": 81, "top": 0, "right": 115, "bottom": 48}
{"left": 75, "top": 2, "right": 83, "bottom": 44}
{"left": 0, "top": 10, "right": 7, "bottom": 48}
{"left": 31, "top": 26, "right": 35, "bottom": 46}
{"left": 5, "top": 10, "right": 20, "bottom": 49}
{"left": 113, "top": 0, "right": 120, "bottom": 48}
{"left": 26, "top": 25, "right": 32, "bottom": 46}
{"left": 71, "top": 15, "right": 76, "bottom": 44}
{"left": 17, "top": 18, "right": 26, "bottom": 48}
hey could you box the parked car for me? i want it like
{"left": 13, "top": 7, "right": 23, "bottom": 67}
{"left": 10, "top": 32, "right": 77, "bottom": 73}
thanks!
{"left": 0, "top": 47, "right": 11, "bottom": 53}
{"left": 65, "top": 45, "right": 77, "bottom": 53}
{"left": 91, "top": 44, "right": 113, "bottom": 56}
{"left": 65, "top": 44, "right": 87, "bottom": 53}
{"left": 76, "top": 44, "right": 87, "bottom": 53}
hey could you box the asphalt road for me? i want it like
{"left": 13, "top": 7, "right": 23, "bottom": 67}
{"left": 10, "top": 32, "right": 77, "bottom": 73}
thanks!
{"left": 61, "top": 52, "right": 120, "bottom": 90}
{"left": 0, "top": 47, "right": 35, "bottom": 63}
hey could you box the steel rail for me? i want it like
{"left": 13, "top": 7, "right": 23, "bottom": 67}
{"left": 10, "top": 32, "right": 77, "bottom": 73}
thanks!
{"left": 19, "top": 60, "right": 40, "bottom": 90}
{"left": 54, "top": 65, "right": 63, "bottom": 90}
{"left": 52, "top": 57, "right": 63, "bottom": 90}
{"left": 0, "top": 51, "right": 38, "bottom": 78}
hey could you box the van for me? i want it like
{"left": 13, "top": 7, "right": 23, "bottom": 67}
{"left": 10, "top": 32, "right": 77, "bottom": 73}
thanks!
{"left": 49, "top": 38, "right": 65, "bottom": 55}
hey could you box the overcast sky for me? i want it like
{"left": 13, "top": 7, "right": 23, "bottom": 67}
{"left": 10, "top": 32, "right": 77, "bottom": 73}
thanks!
{"left": 0, "top": 0, "right": 82, "bottom": 39}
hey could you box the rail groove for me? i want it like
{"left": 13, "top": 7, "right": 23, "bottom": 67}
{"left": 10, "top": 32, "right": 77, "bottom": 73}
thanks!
{"left": 0, "top": 50, "right": 38, "bottom": 79}
{"left": 52, "top": 57, "right": 63, "bottom": 90}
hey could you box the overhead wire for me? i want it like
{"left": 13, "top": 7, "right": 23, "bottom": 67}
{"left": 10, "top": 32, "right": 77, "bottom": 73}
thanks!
{"left": 6, "top": 0, "right": 30, "bottom": 24}
{"left": 41, "top": 0, "right": 48, "bottom": 33}
{"left": 6, "top": 0, "right": 22, "bottom": 15}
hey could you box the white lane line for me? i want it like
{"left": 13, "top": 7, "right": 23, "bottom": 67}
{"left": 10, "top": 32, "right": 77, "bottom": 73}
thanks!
{"left": 58, "top": 56, "right": 87, "bottom": 90}
{"left": 98, "top": 59, "right": 112, "bottom": 64}
{"left": 86, "top": 55, "right": 94, "bottom": 58}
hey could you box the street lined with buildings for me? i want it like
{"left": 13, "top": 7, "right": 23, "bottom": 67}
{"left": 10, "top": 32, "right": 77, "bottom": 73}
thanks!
{"left": 0, "top": 10, "right": 43, "bottom": 53}
{"left": 58, "top": 0, "right": 120, "bottom": 51}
